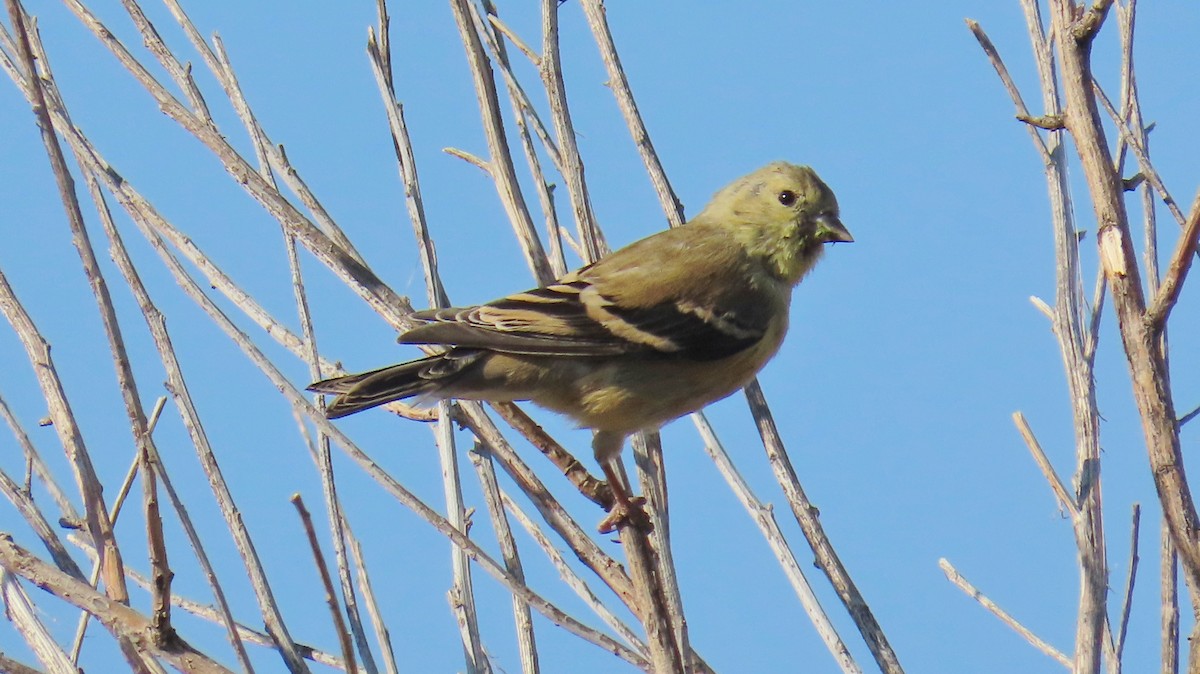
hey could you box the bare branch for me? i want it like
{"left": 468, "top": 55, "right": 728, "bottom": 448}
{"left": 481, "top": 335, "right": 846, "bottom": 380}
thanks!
{"left": 743, "top": 381, "right": 903, "bottom": 673}
{"left": 291, "top": 495, "right": 359, "bottom": 674}
{"left": 1012, "top": 412, "right": 1079, "bottom": 518}
{"left": 939, "top": 558, "right": 1071, "bottom": 668}
{"left": 1146, "top": 192, "right": 1200, "bottom": 332}
{"left": 1114, "top": 504, "right": 1140, "bottom": 659}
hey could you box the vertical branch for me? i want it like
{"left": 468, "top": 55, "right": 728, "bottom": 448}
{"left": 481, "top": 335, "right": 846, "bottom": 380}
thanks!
{"left": 1047, "top": 0, "right": 1200, "bottom": 603}
{"left": 1162, "top": 516, "right": 1180, "bottom": 674}
{"left": 540, "top": 0, "right": 606, "bottom": 261}
{"left": 631, "top": 432, "right": 692, "bottom": 674}
{"left": 291, "top": 495, "right": 359, "bottom": 674}
{"left": 436, "top": 401, "right": 491, "bottom": 674}
{"left": 1019, "top": 3, "right": 1109, "bottom": 669}
{"left": 470, "top": 447, "right": 541, "bottom": 674}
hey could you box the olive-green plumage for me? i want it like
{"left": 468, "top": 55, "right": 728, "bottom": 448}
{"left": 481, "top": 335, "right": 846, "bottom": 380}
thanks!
{"left": 309, "top": 161, "right": 851, "bottom": 530}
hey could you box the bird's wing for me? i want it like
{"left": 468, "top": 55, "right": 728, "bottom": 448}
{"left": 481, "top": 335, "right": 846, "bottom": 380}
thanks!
{"left": 400, "top": 230, "right": 775, "bottom": 360}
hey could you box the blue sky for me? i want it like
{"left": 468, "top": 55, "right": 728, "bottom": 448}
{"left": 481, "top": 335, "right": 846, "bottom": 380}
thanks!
{"left": 2, "top": 1, "right": 1199, "bottom": 672}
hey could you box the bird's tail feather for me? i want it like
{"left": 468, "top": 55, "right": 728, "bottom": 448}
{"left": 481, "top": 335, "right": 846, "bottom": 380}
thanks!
{"left": 308, "top": 357, "right": 445, "bottom": 419}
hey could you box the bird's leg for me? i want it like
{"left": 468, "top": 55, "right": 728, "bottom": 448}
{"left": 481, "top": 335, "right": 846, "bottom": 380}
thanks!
{"left": 593, "top": 430, "right": 651, "bottom": 533}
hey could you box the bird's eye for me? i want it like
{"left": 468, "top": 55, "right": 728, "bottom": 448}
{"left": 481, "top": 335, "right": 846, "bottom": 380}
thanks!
{"left": 777, "top": 190, "right": 797, "bottom": 207}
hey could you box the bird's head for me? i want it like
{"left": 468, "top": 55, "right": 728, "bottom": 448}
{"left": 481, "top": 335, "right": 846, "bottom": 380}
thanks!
{"left": 697, "top": 162, "right": 852, "bottom": 285}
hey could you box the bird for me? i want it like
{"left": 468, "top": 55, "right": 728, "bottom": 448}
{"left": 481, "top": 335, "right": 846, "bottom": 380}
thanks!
{"left": 309, "top": 161, "right": 852, "bottom": 532}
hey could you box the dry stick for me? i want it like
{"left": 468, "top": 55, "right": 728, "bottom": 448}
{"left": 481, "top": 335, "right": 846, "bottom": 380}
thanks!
{"left": 67, "top": 397, "right": 167, "bottom": 666}
{"left": 743, "top": 381, "right": 904, "bottom": 674}
{"left": 691, "top": 413, "right": 861, "bottom": 674}
{"left": 1092, "top": 84, "right": 1185, "bottom": 229}
{"left": 538, "top": 0, "right": 606, "bottom": 262}
{"left": 126, "top": 223, "right": 312, "bottom": 674}
{"left": 344, "top": 521, "right": 400, "bottom": 674}
{"left": 2, "top": 0, "right": 132, "bottom": 619}
{"left": 499, "top": 491, "right": 647, "bottom": 655}
{"left": 365, "top": 33, "right": 447, "bottom": 311}
{"left": 609, "top": 523, "right": 683, "bottom": 674}
{"left": 62, "top": 479, "right": 340, "bottom": 671}
{"left": 939, "top": 559, "right": 1072, "bottom": 668}
{"left": 1146, "top": 195, "right": 1200, "bottom": 332}
{"left": 116, "top": 561, "right": 344, "bottom": 670}
{"left": 2, "top": 570, "right": 78, "bottom": 674}
{"left": 475, "top": 4, "right": 563, "bottom": 173}
{"left": 142, "top": 442, "right": 172, "bottom": 649}
{"left": 115, "top": 0, "right": 211, "bottom": 122}
{"left": 433, "top": 2, "right": 688, "bottom": 634}
{"left": 369, "top": 32, "right": 492, "bottom": 674}
{"left": 1047, "top": 0, "right": 1200, "bottom": 600}
{"left": 468, "top": 400, "right": 682, "bottom": 673}
{"left": 158, "top": 230, "right": 644, "bottom": 664}
{"left": 0, "top": 393, "right": 79, "bottom": 523}
{"left": 0, "top": 465, "right": 85, "bottom": 582}
{"left": 1113, "top": 6, "right": 1181, "bottom": 665}
{"left": 1083, "top": 272, "right": 1107, "bottom": 366}
{"left": 369, "top": 20, "right": 487, "bottom": 668}
{"left": 1013, "top": 413, "right": 1079, "bottom": 519}
{"left": 470, "top": 446, "right": 541, "bottom": 674}
{"left": 453, "top": 403, "right": 636, "bottom": 607}
{"left": 84, "top": 173, "right": 257, "bottom": 674}
{"left": 448, "top": 0, "right": 554, "bottom": 287}
{"left": 435, "top": 402, "right": 492, "bottom": 674}
{"left": 292, "top": 495, "right": 359, "bottom": 674}
{"left": 975, "top": 10, "right": 1108, "bottom": 671}
{"left": 0, "top": 536, "right": 234, "bottom": 674}
{"left": 373, "top": 0, "right": 392, "bottom": 87}
{"left": 9, "top": 14, "right": 343, "bottom": 671}
{"left": 490, "top": 402, "right": 611, "bottom": 508}
{"left": 1115, "top": 504, "right": 1141, "bottom": 660}
{"left": 1162, "top": 514, "right": 1180, "bottom": 674}
{"left": 577, "top": 0, "right": 683, "bottom": 230}
{"left": 630, "top": 431, "right": 693, "bottom": 674}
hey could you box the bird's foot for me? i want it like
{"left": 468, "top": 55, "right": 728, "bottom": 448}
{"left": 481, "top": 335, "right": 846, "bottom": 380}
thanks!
{"left": 597, "top": 495, "right": 652, "bottom": 534}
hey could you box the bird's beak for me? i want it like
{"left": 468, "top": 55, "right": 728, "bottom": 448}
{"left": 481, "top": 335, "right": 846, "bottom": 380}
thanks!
{"left": 817, "top": 214, "right": 854, "bottom": 243}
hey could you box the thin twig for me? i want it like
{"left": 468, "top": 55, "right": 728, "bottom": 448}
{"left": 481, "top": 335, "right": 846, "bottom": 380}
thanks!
{"left": 1115, "top": 504, "right": 1140, "bottom": 659}
{"left": 292, "top": 495, "right": 359, "bottom": 674}
{"left": 692, "top": 412, "right": 861, "bottom": 673}
{"left": 1012, "top": 412, "right": 1079, "bottom": 518}
{"left": 470, "top": 446, "right": 541, "bottom": 674}
{"left": 744, "top": 380, "right": 903, "bottom": 673}
{"left": 939, "top": 559, "right": 1071, "bottom": 667}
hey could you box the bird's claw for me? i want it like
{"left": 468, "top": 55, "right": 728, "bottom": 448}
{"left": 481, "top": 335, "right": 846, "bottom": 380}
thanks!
{"left": 597, "top": 495, "right": 652, "bottom": 534}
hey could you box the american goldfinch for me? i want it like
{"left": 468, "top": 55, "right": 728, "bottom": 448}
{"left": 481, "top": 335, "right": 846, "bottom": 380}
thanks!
{"left": 310, "top": 161, "right": 851, "bottom": 531}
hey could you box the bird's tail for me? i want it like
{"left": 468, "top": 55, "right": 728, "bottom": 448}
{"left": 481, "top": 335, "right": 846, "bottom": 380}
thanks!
{"left": 308, "top": 356, "right": 447, "bottom": 419}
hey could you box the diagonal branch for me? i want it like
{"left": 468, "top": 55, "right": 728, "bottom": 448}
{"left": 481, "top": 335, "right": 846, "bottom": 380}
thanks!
{"left": 1146, "top": 191, "right": 1200, "bottom": 332}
